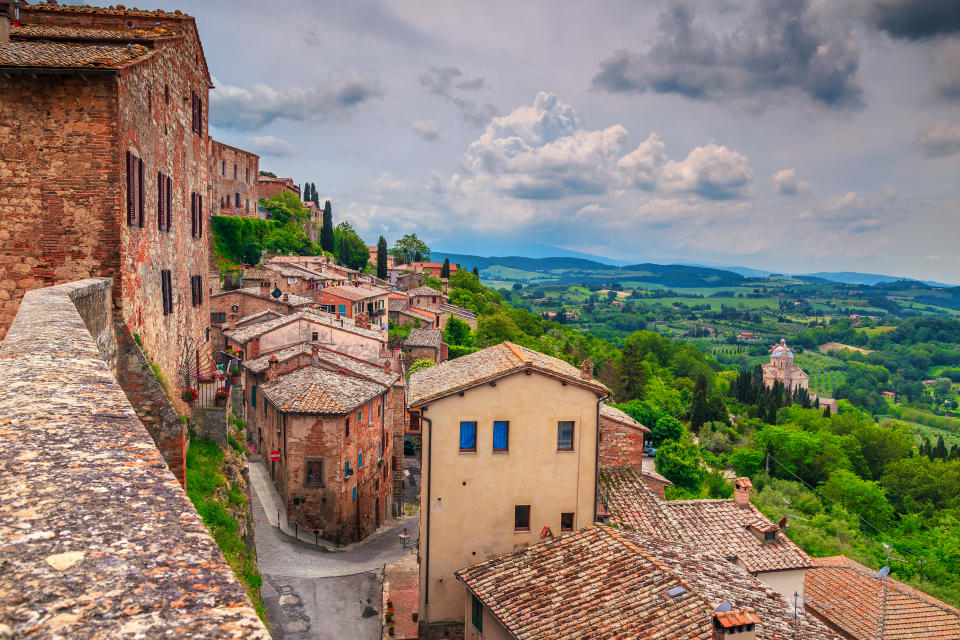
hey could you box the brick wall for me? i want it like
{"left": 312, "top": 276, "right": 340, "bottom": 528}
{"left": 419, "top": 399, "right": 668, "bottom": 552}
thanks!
{"left": 210, "top": 139, "right": 259, "bottom": 217}
{"left": 598, "top": 415, "right": 645, "bottom": 471}
{"left": 258, "top": 176, "right": 299, "bottom": 201}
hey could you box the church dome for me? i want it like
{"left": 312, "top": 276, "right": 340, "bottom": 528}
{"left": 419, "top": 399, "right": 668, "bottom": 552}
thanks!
{"left": 771, "top": 338, "right": 793, "bottom": 358}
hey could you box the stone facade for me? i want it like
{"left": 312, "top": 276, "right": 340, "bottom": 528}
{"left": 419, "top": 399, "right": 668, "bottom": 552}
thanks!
{"left": 762, "top": 339, "right": 809, "bottom": 393}
{"left": 210, "top": 139, "right": 260, "bottom": 218}
{"left": 258, "top": 175, "right": 300, "bottom": 200}
{"left": 598, "top": 413, "right": 645, "bottom": 471}
{"left": 0, "top": 5, "right": 214, "bottom": 398}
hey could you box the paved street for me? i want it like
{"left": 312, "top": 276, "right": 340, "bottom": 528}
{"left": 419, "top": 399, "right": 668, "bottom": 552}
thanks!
{"left": 250, "top": 460, "right": 418, "bottom": 639}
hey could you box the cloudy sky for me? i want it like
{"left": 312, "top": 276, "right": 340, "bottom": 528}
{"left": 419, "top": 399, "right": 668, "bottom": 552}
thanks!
{"left": 186, "top": 0, "right": 957, "bottom": 281}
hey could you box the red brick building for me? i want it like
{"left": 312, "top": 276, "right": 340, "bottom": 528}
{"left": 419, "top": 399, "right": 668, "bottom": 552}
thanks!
{"left": 258, "top": 175, "right": 300, "bottom": 201}
{"left": 210, "top": 139, "right": 259, "bottom": 217}
{"left": 241, "top": 343, "right": 402, "bottom": 542}
{"left": 0, "top": 2, "right": 213, "bottom": 393}
{"left": 598, "top": 403, "right": 650, "bottom": 472}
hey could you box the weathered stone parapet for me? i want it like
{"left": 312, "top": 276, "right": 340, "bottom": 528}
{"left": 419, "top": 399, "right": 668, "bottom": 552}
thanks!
{"left": 0, "top": 279, "right": 269, "bottom": 639}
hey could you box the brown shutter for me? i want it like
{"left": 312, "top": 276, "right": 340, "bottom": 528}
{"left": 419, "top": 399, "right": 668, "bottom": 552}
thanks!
{"left": 126, "top": 152, "right": 135, "bottom": 225}
{"left": 165, "top": 175, "right": 172, "bottom": 231}
{"left": 197, "top": 95, "right": 203, "bottom": 135}
{"left": 198, "top": 194, "right": 203, "bottom": 237}
{"left": 197, "top": 274, "right": 202, "bottom": 305}
{"left": 161, "top": 270, "right": 170, "bottom": 315}
{"left": 191, "top": 91, "right": 197, "bottom": 133}
{"left": 157, "top": 171, "right": 164, "bottom": 230}
{"left": 190, "top": 193, "right": 197, "bottom": 237}
{"left": 137, "top": 158, "right": 145, "bottom": 227}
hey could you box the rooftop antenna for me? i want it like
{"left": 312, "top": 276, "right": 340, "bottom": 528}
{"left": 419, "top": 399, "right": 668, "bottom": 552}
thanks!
{"left": 780, "top": 497, "right": 810, "bottom": 530}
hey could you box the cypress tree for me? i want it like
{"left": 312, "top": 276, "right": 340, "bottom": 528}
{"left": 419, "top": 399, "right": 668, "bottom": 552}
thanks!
{"left": 376, "top": 235, "right": 388, "bottom": 280}
{"left": 311, "top": 183, "right": 320, "bottom": 207}
{"left": 320, "top": 200, "right": 335, "bottom": 253}
{"left": 691, "top": 373, "right": 708, "bottom": 430}
{"left": 441, "top": 258, "right": 450, "bottom": 279}
{"left": 303, "top": 183, "right": 311, "bottom": 202}
{"left": 822, "top": 404, "right": 831, "bottom": 418}
{"left": 472, "top": 266, "right": 479, "bottom": 277}
{"left": 767, "top": 400, "right": 778, "bottom": 425}
{"left": 933, "top": 435, "right": 948, "bottom": 460}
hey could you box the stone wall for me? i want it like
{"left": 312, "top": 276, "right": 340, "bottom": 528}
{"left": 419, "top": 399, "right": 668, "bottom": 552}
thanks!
{"left": 193, "top": 406, "right": 229, "bottom": 448}
{"left": 598, "top": 415, "right": 645, "bottom": 471}
{"left": 210, "top": 139, "right": 259, "bottom": 218}
{"left": 0, "top": 278, "right": 268, "bottom": 638}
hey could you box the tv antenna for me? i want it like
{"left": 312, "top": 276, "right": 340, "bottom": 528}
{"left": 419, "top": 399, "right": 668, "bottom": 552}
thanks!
{"left": 779, "top": 497, "right": 810, "bottom": 530}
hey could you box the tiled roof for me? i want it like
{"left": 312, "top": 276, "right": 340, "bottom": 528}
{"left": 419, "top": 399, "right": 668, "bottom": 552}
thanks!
{"left": 225, "top": 309, "right": 383, "bottom": 344}
{"left": 404, "top": 306, "right": 436, "bottom": 321}
{"left": 640, "top": 469, "right": 674, "bottom": 486}
{"left": 404, "top": 328, "right": 442, "bottom": 349}
{"left": 237, "top": 287, "right": 313, "bottom": 306}
{"left": 599, "top": 467, "right": 685, "bottom": 539}
{"left": 0, "top": 40, "right": 153, "bottom": 69}
{"left": 260, "top": 365, "right": 386, "bottom": 414}
{"left": 599, "top": 467, "right": 811, "bottom": 573}
{"left": 12, "top": 22, "right": 179, "bottom": 41}
{"left": 457, "top": 525, "right": 841, "bottom": 640}
{"left": 241, "top": 266, "right": 277, "bottom": 280}
{"left": 408, "top": 286, "right": 446, "bottom": 297}
{"left": 408, "top": 341, "right": 609, "bottom": 406}
{"left": 440, "top": 302, "right": 476, "bottom": 319}
{"left": 600, "top": 403, "right": 651, "bottom": 433}
{"left": 235, "top": 308, "right": 283, "bottom": 327}
{"left": 23, "top": 1, "right": 193, "bottom": 19}
{"left": 270, "top": 261, "right": 326, "bottom": 279}
{"left": 805, "top": 555, "right": 960, "bottom": 640}
{"left": 322, "top": 284, "right": 389, "bottom": 301}
{"left": 389, "top": 297, "right": 410, "bottom": 312}
{"left": 243, "top": 342, "right": 399, "bottom": 387}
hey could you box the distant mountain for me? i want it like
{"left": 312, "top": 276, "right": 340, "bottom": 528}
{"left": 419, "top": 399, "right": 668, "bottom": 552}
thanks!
{"left": 432, "top": 239, "right": 628, "bottom": 266}
{"left": 799, "top": 272, "right": 952, "bottom": 287}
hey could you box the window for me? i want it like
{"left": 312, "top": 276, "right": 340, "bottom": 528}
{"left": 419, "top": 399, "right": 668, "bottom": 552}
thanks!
{"left": 246, "top": 199, "right": 250, "bottom": 212}
{"left": 235, "top": 191, "right": 240, "bottom": 207}
{"left": 352, "top": 486, "right": 357, "bottom": 501}
{"left": 211, "top": 311, "right": 226, "bottom": 323}
{"left": 191, "top": 90, "right": 203, "bottom": 135}
{"left": 493, "top": 421, "right": 509, "bottom": 452}
{"left": 190, "top": 275, "right": 203, "bottom": 307}
{"left": 764, "top": 531, "right": 777, "bottom": 541}
{"left": 246, "top": 167, "right": 250, "bottom": 183}
{"left": 557, "top": 421, "right": 575, "bottom": 451}
{"left": 125, "top": 152, "right": 145, "bottom": 227}
{"left": 304, "top": 459, "right": 324, "bottom": 487}
{"left": 345, "top": 417, "right": 350, "bottom": 438}
{"left": 459, "top": 421, "right": 477, "bottom": 452}
{"left": 234, "top": 165, "right": 237, "bottom": 180}
{"left": 358, "top": 452, "right": 363, "bottom": 469}
{"left": 338, "top": 304, "right": 346, "bottom": 316}
{"left": 344, "top": 460, "right": 352, "bottom": 477}
{"left": 251, "top": 386, "right": 257, "bottom": 408}
{"left": 471, "top": 595, "right": 483, "bottom": 632}
{"left": 190, "top": 192, "right": 203, "bottom": 238}
{"left": 157, "top": 171, "right": 166, "bottom": 230}
{"left": 160, "top": 270, "right": 173, "bottom": 316}
{"left": 311, "top": 331, "right": 318, "bottom": 341}
{"left": 561, "top": 512, "right": 574, "bottom": 532}
{"left": 221, "top": 160, "right": 226, "bottom": 176}
{"left": 226, "top": 195, "right": 231, "bottom": 207}
{"left": 357, "top": 409, "right": 363, "bottom": 422}
{"left": 514, "top": 505, "right": 530, "bottom": 531}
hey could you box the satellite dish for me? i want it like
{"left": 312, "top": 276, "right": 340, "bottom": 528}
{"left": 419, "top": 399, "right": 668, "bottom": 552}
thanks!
{"left": 712, "top": 602, "right": 733, "bottom": 614}
{"left": 876, "top": 566, "right": 890, "bottom": 579}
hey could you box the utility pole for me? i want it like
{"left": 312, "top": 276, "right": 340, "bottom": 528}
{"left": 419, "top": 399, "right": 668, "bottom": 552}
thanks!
{"left": 918, "top": 556, "right": 927, "bottom": 584}
{"left": 766, "top": 451, "right": 770, "bottom": 476}
{"left": 792, "top": 591, "right": 799, "bottom": 639}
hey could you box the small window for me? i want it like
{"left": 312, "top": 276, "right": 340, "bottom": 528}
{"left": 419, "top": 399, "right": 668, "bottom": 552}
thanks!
{"left": 304, "top": 459, "right": 323, "bottom": 487}
{"left": 222, "top": 161, "right": 226, "bottom": 176}
{"left": 358, "top": 452, "right": 363, "bottom": 469}
{"left": 251, "top": 386, "right": 257, "bottom": 408}
{"left": 561, "top": 512, "right": 574, "bottom": 532}
{"left": 344, "top": 460, "right": 352, "bottom": 477}
{"left": 514, "top": 505, "right": 530, "bottom": 531}
{"left": 493, "top": 421, "right": 509, "bottom": 452}
{"left": 235, "top": 191, "right": 240, "bottom": 207}
{"left": 352, "top": 486, "right": 357, "bottom": 501}
{"left": 357, "top": 409, "right": 363, "bottom": 422}
{"left": 345, "top": 417, "right": 350, "bottom": 438}
{"left": 311, "top": 331, "right": 319, "bottom": 341}
{"left": 471, "top": 595, "right": 483, "bottom": 632}
{"left": 459, "top": 421, "right": 477, "bottom": 452}
{"left": 234, "top": 165, "right": 237, "bottom": 180}
{"left": 164, "top": 84, "right": 170, "bottom": 105}
{"left": 557, "top": 421, "right": 575, "bottom": 451}
{"left": 764, "top": 530, "right": 777, "bottom": 541}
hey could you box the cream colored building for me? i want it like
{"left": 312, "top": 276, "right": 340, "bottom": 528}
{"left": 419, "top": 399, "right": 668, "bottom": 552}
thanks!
{"left": 408, "top": 342, "right": 609, "bottom": 638}
{"left": 762, "top": 339, "right": 809, "bottom": 392}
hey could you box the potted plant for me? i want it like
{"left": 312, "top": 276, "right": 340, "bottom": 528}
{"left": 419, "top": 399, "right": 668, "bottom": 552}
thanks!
{"left": 225, "top": 348, "right": 239, "bottom": 357}
{"left": 228, "top": 364, "right": 241, "bottom": 383}
{"left": 181, "top": 388, "right": 198, "bottom": 403}
{"left": 214, "top": 388, "right": 229, "bottom": 406}
{"left": 388, "top": 622, "right": 395, "bottom": 637}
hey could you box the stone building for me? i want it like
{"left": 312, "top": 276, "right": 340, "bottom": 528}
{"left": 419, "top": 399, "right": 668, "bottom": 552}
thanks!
{"left": 403, "top": 327, "right": 446, "bottom": 364}
{"left": 407, "top": 342, "right": 609, "bottom": 638}
{"left": 257, "top": 174, "right": 299, "bottom": 200}
{"left": 241, "top": 343, "right": 402, "bottom": 542}
{"left": 597, "top": 403, "right": 650, "bottom": 472}
{"left": 0, "top": 2, "right": 213, "bottom": 392}
{"left": 319, "top": 283, "right": 390, "bottom": 329}
{"left": 210, "top": 139, "right": 259, "bottom": 218}
{"left": 762, "top": 339, "right": 809, "bottom": 392}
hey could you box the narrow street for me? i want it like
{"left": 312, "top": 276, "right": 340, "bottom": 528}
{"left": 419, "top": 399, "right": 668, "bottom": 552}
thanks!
{"left": 250, "top": 459, "right": 419, "bottom": 639}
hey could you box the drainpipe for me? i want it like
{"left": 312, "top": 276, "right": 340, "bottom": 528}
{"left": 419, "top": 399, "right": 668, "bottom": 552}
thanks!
{"left": 420, "top": 409, "right": 433, "bottom": 626}
{"left": 594, "top": 396, "right": 601, "bottom": 523}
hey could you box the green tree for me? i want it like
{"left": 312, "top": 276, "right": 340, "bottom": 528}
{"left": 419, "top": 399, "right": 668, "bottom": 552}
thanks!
{"left": 390, "top": 233, "right": 430, "bottom": 265}
{"left": 650, "top": 415, "right": 683, "bottom": 447}
{"left": 820, "top": 469, "right": 894, "bottom": 530}
{"left": 303, "top": 183, "right": 312, "bottom": 202}
{"left": 476, "top": 313, "right": 518, "bottom": 345}
{"left": 691, "top": 373, "right": 709, "bottom": 429}
{"left": 655, "top": 439, "right": 704, "bottom": 490}
{"left": 259, "top": 170, "right": 276, "bottom": 178}
{"left": 441, "top": 258, "right": 451, "bottom": 279}
{"left": 333, "top": 221, "right": 368, "bottom": 271}
{"left": 376, "top": 235, "right": 388, "bottom": 280}
{"left": 320, "top": 200, "right": 335, "bottom": 253}
{"left": 472, "top": 266, "right": 479, "bottom": 277}
{"left": 311, "top": 182, "right": 320, "bottom": 207}
{"left": 407, "top": 358, "right": 436, "bottom": 379}
{"left": 444, "top": 316, "right": 473, "bottom": 347}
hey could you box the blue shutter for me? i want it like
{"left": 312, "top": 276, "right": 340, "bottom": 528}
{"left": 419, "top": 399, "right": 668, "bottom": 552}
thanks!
{"left": 460, "top": 422, "right": 477, "bottom": 451}
{"left": 252, "top": 386, "right": 257, "bottom": 408}
{"left": 493, "top": 422, "right": 509, "bottom": 451}
{"left": 359, "top": 452, "right": 363, "bottom": 469}
{"left": 352, "top": 486, "right": 357, "bottom": 501}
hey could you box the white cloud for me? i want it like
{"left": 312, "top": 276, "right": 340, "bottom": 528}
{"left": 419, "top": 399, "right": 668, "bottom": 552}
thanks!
{"left": 210, "top": 75, "right": 381, "bottom": 130}
{"left": 773, "top": 168, "right": 813, "bottom": 195}
{"left": 660, "top": 144, "right": 754, "bottom": 199}
{"left": 411, "top": 120, "right": 442, "bottom": 141}
{"left": 915, "top": 121, "right": 960, "bottom": 157}
{"left": 244, "top": 135, "right": 296, "bottom": 157}
{"left": 374, "top": 172, "right": 406, "bottom": 190}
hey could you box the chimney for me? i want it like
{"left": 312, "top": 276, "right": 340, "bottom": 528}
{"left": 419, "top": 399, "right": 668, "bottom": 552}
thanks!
{"left": 0, "top": 1, "right": 10, "bottom": 42}
{"left": 227, "top": 312, "right": 238, "bottom": 332}
{"left": 734, "top": 477, "right": 753, "bottom": 508}
{"left": 580, "top": 358, "right": 593, "bottom": 380}
{"left": 266, "top": 354, "right": 279, "bottom": 382}
{"left": 310, "top": 344, "right": 319, "bottom": 367}
{"left": 712, "top": 608, "right": 759, "bottom": 640}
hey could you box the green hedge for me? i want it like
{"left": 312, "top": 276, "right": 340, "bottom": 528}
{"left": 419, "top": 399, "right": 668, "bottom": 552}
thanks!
{"left": 211, "top": 216, "right": 276, "bottom": 265}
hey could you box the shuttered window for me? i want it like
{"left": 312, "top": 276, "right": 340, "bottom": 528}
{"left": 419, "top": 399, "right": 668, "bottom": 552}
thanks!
{"left": 157, "top": 171, "right": 165, "bottom": 230}
{"left": 160, "top": 270, "right": 173, "bottom": 316}
{"left": 190, "top": 274, "right": 203, "bottom": 307}
{"left": 165, "top": 175, "right": 172, "bottom": 231}
{"left": 190, "top": 192, "right": 203, "bottom": 238}
{"left": 126, "top": 151, "right": 136, "bottom": 225}
{"left": 191, "top": 90, "right": 203, "bottom": 135}
{"left": 137, "top": 158, "right": 145, "bottom": 227}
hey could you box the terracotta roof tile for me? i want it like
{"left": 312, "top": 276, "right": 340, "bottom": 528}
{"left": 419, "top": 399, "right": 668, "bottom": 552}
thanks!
{"left": 322, "top": 284, "right": 390, "bottom": 301}
{"left": 408, "top": 286, "right": 446, "bottom": 297}
{"left": 225, "top": 309, "right": 384, "bottom": 344}
{"left": 599, "top": 467, "right": 685, "bottom": 538}
{"left": 0, "top": 39, "right": 152, "bottom": 69}
{"left": 439, "top": 302, "right": 476, "bottom": 319}
{"left": 456, "top": 525, "right": 841, "bottom": 640}
{"left": 13, "top": 22, "right": 179, "bottom": 41}
{"left": 404, "top": 328, "right": 442, "bottom": 349}
{"left": 23, "top": 1, "right": 193, "bottom": 19}
{"left": 408, "top": 341, "right": 609, "bottom": 406}
{"left": 805, "top": 555, "right": 960, "bottom": 640}
{"left": 600, "top": 403, "right": 651, "bottom": 433}
{"left": 243, "top": 342, "right": 399, "bottom": 387}
{"left": 260, "top": 365, "right": 387, "bottom": 414}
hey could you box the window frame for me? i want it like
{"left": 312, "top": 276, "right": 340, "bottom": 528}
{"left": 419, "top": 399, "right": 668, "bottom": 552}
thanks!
{"left": 304, "top": 459, "right": 324, "bottom": 487}
{"left": 459, "top": 421, "right": 477, "bottom": 453}
{"left": 471, "top": 595, "right": 483, "bottom": 632}
{"left": 514, "top": 504, "right": 531, "bottom": 532}
{"left": 560, "top": 512, "right": 575, "bottom": 532}
{"left": 492, "top": 421, "right": 509, "bottom": 452}
{"left": 557, "top": 420, "right": 575, "bottom": 451}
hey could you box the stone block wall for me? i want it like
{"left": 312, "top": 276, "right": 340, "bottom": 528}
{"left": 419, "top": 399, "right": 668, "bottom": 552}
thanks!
{"left": 0, "top": 278, "right": 268, "bottom": 638}
{"left": 193, "top": 406, "right": 228, "bottom": 448}
{"left": 598, "top": 415, "right": 645, "bottom": 471}
{"left": 210, "top": 139, "right": 259, "bottom": 217}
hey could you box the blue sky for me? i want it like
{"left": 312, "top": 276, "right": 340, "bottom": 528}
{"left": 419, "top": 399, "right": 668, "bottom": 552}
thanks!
{"left": 178, "top": 0, "right": 957, "bottom": 281}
